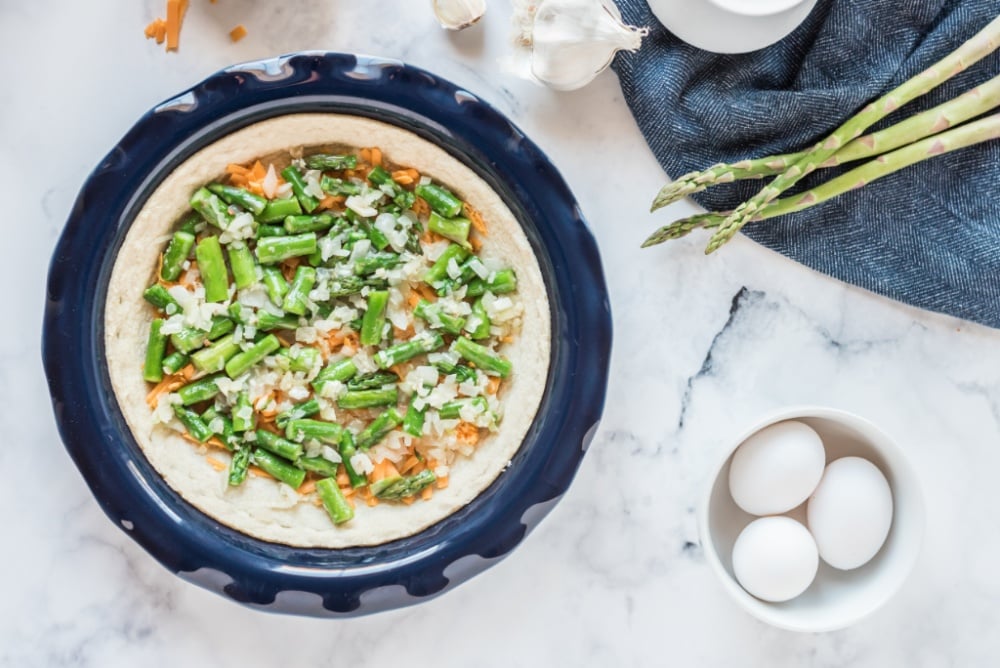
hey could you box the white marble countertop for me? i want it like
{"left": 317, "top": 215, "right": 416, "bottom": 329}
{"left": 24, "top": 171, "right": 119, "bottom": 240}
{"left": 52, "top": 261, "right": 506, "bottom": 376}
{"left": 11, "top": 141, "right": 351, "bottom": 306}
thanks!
{"left": 7, "top": 1, "right": 1000, "bottom": 665}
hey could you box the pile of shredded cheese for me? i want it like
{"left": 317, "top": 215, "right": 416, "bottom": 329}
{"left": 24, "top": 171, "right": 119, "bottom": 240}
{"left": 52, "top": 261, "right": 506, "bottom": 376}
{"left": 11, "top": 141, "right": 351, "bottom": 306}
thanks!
{"left": 144, "top": 0, "right": 248, "bottom": 52}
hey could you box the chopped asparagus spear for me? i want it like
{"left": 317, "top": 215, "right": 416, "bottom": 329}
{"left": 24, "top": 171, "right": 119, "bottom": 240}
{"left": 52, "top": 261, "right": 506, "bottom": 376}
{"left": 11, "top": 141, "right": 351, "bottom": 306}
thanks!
{"left": 143, "top": 319, "right": 168, "bottom": 383}
{"left": 252, "top": 448, "right": 306, "bottom": 488}
{"left": 208, "top": 183, "right": 267, "bottom": 215}
{"left": 161, "top": 231, "right": 196, "bottom": 282}
{"left": 316, "top": 477, "right": 355, "bottom": 524}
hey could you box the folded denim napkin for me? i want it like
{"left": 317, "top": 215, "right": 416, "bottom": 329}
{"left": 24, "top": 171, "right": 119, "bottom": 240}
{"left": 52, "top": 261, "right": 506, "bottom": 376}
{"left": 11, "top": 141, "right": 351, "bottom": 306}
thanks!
{"left": 613, "top": 0, "right": 1000, "bottom": 328}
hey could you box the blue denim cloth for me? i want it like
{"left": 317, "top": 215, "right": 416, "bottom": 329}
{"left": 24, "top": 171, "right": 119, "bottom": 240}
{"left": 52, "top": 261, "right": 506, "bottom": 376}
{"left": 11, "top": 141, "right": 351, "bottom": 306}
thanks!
{"left": 613, "top": 0, "right": 1000, "bottom": 328}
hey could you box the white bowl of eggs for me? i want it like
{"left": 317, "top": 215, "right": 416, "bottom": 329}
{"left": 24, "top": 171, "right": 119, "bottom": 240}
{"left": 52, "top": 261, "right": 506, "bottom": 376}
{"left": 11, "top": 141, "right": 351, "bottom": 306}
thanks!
{"left": 699, "top": 406, "right": 924, "bottom": 632}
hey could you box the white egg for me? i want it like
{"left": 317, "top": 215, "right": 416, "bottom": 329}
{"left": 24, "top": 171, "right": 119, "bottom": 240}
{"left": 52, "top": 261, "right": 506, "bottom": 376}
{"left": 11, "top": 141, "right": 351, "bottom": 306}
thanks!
{"left": 731, "top": 516, "right": 819, "bottom": 602}
{"left": 807, "top": 456, "right": 893, "bottom": 570}
{"left": 728, "top": 420, "right": 826, "bottom": 516}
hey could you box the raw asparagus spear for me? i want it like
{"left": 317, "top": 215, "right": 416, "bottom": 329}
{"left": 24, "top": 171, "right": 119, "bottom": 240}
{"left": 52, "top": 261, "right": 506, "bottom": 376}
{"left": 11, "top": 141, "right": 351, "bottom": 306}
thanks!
{"left": 707, "top": 15, "right": 1000, "bottom": 253}
{"left": 651, "top": 72, "right": 1000, "bottom": 210}
{"left": 643, "top": 113, "right": 1000, "bottom": 248}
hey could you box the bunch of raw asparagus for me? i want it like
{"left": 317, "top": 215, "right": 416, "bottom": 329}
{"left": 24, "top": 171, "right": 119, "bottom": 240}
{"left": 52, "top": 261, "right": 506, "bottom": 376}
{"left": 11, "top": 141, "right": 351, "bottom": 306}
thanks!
{"left": 643, "top": 15, "right": 1000, "bottom": 254}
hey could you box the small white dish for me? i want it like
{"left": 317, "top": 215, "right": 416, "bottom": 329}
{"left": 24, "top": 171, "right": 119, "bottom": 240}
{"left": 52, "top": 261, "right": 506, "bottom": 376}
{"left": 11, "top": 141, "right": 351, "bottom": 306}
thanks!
{"left": 698, "top": 406, "right": 925, "bottom": 632}
{"left": 646, "top": 0, "right": 818, "bottom": 54}
{"left": 708, "top": 0, "right": 806, "bottom": 18}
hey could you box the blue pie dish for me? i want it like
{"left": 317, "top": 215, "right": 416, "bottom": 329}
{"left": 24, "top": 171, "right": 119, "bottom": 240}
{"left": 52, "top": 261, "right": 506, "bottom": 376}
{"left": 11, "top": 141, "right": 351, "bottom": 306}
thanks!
{"left": 42, "top": 53, "right": 611, "bottom": 617}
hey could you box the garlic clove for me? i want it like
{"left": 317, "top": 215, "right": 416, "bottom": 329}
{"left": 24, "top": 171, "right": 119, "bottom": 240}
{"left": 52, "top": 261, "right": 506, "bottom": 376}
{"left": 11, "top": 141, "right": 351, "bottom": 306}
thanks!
{"left": 506, "top": 0, "right": 647, "bottom": 91}
{"left": 433, "top": 0, "right": 487, "bottom": 30}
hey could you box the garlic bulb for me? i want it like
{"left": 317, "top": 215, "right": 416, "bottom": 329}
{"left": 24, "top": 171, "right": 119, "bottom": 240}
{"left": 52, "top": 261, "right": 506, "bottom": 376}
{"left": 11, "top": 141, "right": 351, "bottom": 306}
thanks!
{"left": 433, "top": 0, "right": 487, "bottom": 30}
{"left": 507, "top": 0, "right": 647, "bottom": 91}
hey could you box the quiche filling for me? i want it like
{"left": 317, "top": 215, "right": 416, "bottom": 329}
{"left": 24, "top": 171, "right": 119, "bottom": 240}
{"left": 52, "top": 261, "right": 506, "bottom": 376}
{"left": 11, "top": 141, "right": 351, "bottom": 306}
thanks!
{"left": 141, "top": 146, "right": 522, "bottom": 526}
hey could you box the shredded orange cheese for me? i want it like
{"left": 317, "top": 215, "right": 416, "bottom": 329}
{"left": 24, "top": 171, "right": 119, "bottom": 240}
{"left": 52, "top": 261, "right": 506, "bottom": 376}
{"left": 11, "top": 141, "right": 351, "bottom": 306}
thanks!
{"left": 205, "top": 456, "right": 227, "bottom": 472}
{"left": 229, "top": 24, "right": 248, "bottom": 42}
{"left": 464, "top": 202, "right": 489, "bottom": 236}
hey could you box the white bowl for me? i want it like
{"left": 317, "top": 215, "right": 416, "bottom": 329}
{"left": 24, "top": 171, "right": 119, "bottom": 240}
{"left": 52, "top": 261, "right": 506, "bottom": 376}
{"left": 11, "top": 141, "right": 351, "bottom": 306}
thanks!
{"left": 646, "top": 0, "right": 818, "bottom": 54}
{"left": 699, "top": 406, "right": 924, "bottom": 632}
{"left": 708, "top": 0, "right": 806, "bottom": 18}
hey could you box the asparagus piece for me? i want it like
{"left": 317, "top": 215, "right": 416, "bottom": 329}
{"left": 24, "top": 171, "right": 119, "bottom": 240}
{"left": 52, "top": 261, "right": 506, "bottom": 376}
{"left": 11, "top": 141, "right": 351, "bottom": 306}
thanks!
{"left": 254, "top": 429, "right": 304, "bottom": 461}
{"left": 228, "top": 243, "right": 257, "bottom": 289}
{"left": 374, "top": 331, "right": 445, "bottom": 368}
{"left": 403, "top": 401, "right": 426, "bottom": 437}
{"left": 281, "top": 165, "right": 320, "bottom": 213}
{"left": 316, "top": 477, "right": 355, "bottom": 524}
{"left": 354, "top": 252, "right": 400, "bottom": 276}
{"left": 252, "top": 448, "right": 306, "bottom": 488}
{"left": 643, "top": 113, "right": 1000, "bottom": 248}
{"left": 651, "top": 72, "right": 1000, "bottom": 210}
{"left": 467, "top": 298, "right": 491, "bottom": 339}
{"left": 169, "top": 316, "right": 234, "bottom": 354}
{"left": 360, "top": 290, "right": 389, "bottom": 346}
{"left": 259, "top": 197, "right": 303, "bottom": 223}
{"left": 707, "top": 15, "right": 1000, "bottom": 253}
{"left": 440, "top": 363, "right": 478, "bottom": 384}
{"left": 320, "top": 175, "right": 361, "bottom": 196}
{"left": 261, "top": 266, "right": 290, "bottom": 306}
{"left": 438, "top": 396, "right": 489, "bottom": 420}
{"left": 313, "top": 358, "right": 358, "bottom": 394}
{"left": 275, "top": 398, "right": 320, "bottom": 429}
{"left": 275, "top": 346, "right": 320, "bottom": 373}
{"left": 190, "top": 333, "right": 241, "bottom": 373}
{"left": 178, "top": 214, "right": 200, "bottom": 235}
{"left": 282, "top": 265, "right": 316, "bottom": 316}
{"left": 371, "top": 470, "right": 436, "bottom": 500}
{"left": 143, "top": 319, "right": 168, "bottom": 383}
{"left": 367, "top": 166, "right": 415, "bottom": 209}
{"left": 338, "top": 388, "right": 399, "bottom": 410}
{"left": 327, "top": 275, "right": 369, "bottom": 298}
{"left": 195, "top": 236, "right": 229, "bottom": 303}
{"left": 415, "top": 183, "right": 463, "bottom": 218}
{"left": 161, "top": 230, "right": 196, "bottom": 282}
{"left": 453, "top": 337, "right": 512, "bottom": 377}
{"left": 414, "top": 299, "right": 466, "bottom": 335}
{"left": 424, "top": 244, "right": 470, "bottom": 286}
{"left": 298, "top": 456, "right": 341, "bottom": 478}
{"left": 256, "top": 233, "right": 318, "bottom": 264}
{"left": 228, "top": 447, "right": 251, "bottom": 486}
{"left": 356, "top": 407, "right": 404, "bottom": 450}
{"left": 201, "top": 409, "right": 240, "bottom": 451}
{"left": 190, "top": 187, "right": 234, "bottom": 230}
{"left": 177, "top": 373, "right": 223, "bottom": 406}
{"left": 257, "top": 311, "right": 300, "bottom": 332}
{"left": 339, "top": 431, "right": 367, "bottom": 488}
{"left": 306, "top": 153, "right": 358, "bottom": 170}
{"left": 284, "top": 214, "right": 335, "bottom": 234}
{"left": 232, "top": 391, "right": 254, "bottom": 432}
{"left": 465, "top": 269, "right": 517, "bottom": 297}
{"left": 256, "top": 224, "right": 288, "bottom": 237}
{"left": 161, "top": 351, "right": 189, "bottom": 375}
{"left": 143, "top": 284, "right": 180, "bottom": 313}
{"left": 208, "top": 184, "right": 267, "bottom": 215}
{"left": 285, "top": 419, "right": 344, "bottom": 444}
{"left": 346, "top": 372, "right": 398, "bottom": 391}
{"left": 224, "top": 334, "right": 281, "bottom": 378}
{"left": 173, "top": 405, "right": 214, "bottom": 443}
{"left": 428, "top": 212, "right": 472, "bottom": 249}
